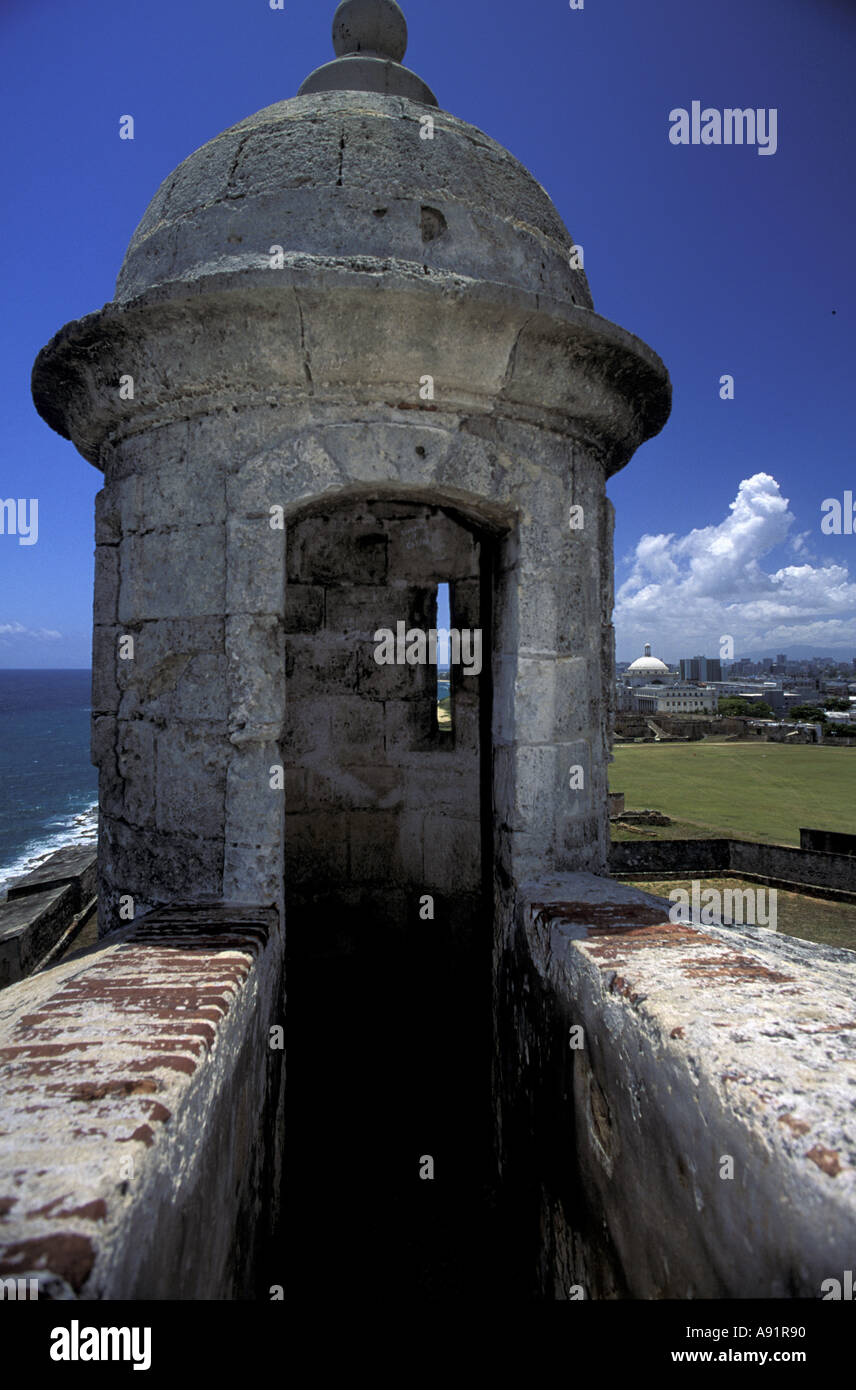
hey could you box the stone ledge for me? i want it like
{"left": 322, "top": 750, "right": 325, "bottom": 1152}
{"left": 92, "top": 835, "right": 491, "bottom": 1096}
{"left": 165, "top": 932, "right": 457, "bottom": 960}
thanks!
{"left": 0, "top": 845, "right": 100, "bottom": 990}
{"left": 610, "top": 837, "right": 856, "bottom": 900}
{"left": 513, "top": 872, "right": 856, "bottom": 1298}
{"left": 0, "top": 902, "right": 283, "bottom": 1299}
{"left": 6, "top": 846, "right": 97, "bottom": 916}
{"left": 32, "top": 276, "right": 669, "bottom": 474}
{"left": 0, "top": 885, "right": 78, "bottom": 990}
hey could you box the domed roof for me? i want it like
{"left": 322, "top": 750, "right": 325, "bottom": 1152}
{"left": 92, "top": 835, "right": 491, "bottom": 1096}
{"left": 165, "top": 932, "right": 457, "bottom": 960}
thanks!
{"left": 627, "top": 643, "right": 670, "bottom": 674}
{"left": 115, "top": 2, "right": 593, "bottom": 310}
{"left": 32, "top": 0, "right": 671, "bottom": 474}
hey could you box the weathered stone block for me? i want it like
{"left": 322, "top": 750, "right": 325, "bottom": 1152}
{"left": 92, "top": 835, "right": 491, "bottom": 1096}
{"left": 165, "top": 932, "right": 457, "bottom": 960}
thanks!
{"left": 116, "top": 636, "right": 228, "bottom": 727}
{"left": 505, "top": 743, "right": 564, "bottom": 839}
{"left": 319, "top": 421, "right": 452, "bottom": 490}
{"left": 90, "top": 712, "right": 116, "bottom": 770}
{"left": 558, "top": 739, "right": 593, "bottom": 832}
{"left": 436, "top": 429, "right": 501, "bottom": 498}
{"left": 271, "top": 433, "right": 345, "bottom": 502}
{"left": 383, "top": 696, "right": 441, "bottom": 753}
{"left": 325, "top": 585, "right": 399, "bottom": 636}
{"left": 285, "top": 635, "right": 358, "bottom": 700}
{"left": 506, "top": 876, "right": 856, "bottom": 1298}
{"left": 226, "top": 515, "right": 285, "bottom": 616}
{"left": 91, "top": 626, "right": 120, "bottom": 714}
{"left": 92, "top": 545, "right": 119, "bottom": 626}
{"left": 155, "top": 729, "right": 227, "bottom": 837}
{"left": 511, "top": 657, "right": 557, "bottom": 744}
{"left": 282, "top": 698, "right": 332, "bottom": 762}
{"left": 505, "top": 577, "right": 561, "bottom": 656}
{"left": 94, "top": 486, "right": 121, "bottom": 545}
{"left": 114, "top": 473, "right": 144, "bottom": 534}
{"left": 329, "top": 697, "right": 385, "bottom": 764}
{"left": 117, "top": 719, "right": 156, "bottom": 827}
{"left": 284, "top": 584, "right": 325, "bottom": 632}
{"left": 554, "top": 656, "right": 595, "bottom": 741}
{"left": 170, "top": 654, "right": 230, "bottom": 724}
{"left": 304, "top": 765, "right": 403, "bottom": 813}
{"left": 450, "top": 703, "right": 480, "bottom": 750}
{"left": 225, "top": 742, "right": 284, "bottom": 848}
{"left": 119, "top": 528, "right": 225, "bottom": 621}
{"left": 452, "top": 577, "right": 481, "bottom": 629}
{"left": 223, "top": 843, "right": 281, "bottom": 906}
{"left": 386, "top": 517, "right": 477, "bottom": 580}
{"left": 227, "top": 614, "right": 285, "bottom": 743}
{"left": 422, "top": 814, "right": 480, "bottom": 890}
{"left": 288, "top": 518, "right": 388, "bottom": 584}
{"left": 283, "top": 767, "right": 307, "bottom": 812}
{"left": 355, "top": 643, "right": 429, "bottom": 701}
{"left": 402, "top": 767, "right": 478, "bottom": 815}
{"left": 284, "top": 813, "right": 349, "bottom": 884}
{"left": 99, "top": 815, "right": 223, "bottom": 920}
{"left": 141, "top": 456, "right": 225, "bottom": 530}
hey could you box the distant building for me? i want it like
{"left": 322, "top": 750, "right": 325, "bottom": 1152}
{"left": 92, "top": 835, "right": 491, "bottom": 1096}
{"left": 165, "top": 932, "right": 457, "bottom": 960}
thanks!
{"left": 625, "top": 642, "right": 677, "bottom": 687}
{"left": 782, "top": 691, "right": 809, "bottom": 710}
{"left": 680, "top": 655, "right": 722, "bottom": 682}
{"left": 736, "top": 690, "right": 778, "bottom": 712}
{"left": 633, "top": 683, "right": 719, "bottom": 715}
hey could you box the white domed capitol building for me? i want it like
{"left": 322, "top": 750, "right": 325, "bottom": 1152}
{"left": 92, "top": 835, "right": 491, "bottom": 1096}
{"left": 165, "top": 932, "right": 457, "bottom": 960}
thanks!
{"left": 618, "top": 642, "right": 721, "bottom": 715}
{"left": 625, "top": 642, "right": 676, "bottom": 684}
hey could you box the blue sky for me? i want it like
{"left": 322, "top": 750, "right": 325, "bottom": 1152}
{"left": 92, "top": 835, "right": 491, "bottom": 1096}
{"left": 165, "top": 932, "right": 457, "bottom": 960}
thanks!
{"left": 1, "top": 0, "right": 854, "bottom": 667}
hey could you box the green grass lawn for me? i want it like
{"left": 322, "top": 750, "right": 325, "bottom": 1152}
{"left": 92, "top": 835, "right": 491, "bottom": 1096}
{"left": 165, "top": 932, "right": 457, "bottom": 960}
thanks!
{"left": 609, "top": 742, "right": 856, "bottom": 846}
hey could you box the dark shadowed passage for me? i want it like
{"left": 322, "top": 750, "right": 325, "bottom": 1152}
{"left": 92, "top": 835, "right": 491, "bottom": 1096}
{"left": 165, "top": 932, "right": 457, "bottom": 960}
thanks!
{"left": 278, "top": 500, "right": 527, "bottom": 1297}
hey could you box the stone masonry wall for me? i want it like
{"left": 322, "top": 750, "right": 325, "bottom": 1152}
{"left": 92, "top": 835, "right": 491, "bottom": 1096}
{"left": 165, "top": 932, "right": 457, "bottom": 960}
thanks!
{"left": 284, "top": 501, "right": 482, "bottom": 938}
{"left": 610, "top": 838, "right": 856, "bottom": 896}
{"left": 92, "top": 405, "right": 616, "bottom": 927}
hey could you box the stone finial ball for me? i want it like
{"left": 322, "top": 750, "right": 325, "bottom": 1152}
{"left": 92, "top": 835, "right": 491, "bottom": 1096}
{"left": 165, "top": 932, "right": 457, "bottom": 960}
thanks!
{"left": 332, "top": 0, "right": 408, "bottom": 62}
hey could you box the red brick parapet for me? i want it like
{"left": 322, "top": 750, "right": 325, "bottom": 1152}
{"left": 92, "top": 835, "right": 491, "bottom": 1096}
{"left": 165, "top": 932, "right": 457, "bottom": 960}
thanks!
{"left": 0, "top": 904, "right": 282, "bottom": 1299}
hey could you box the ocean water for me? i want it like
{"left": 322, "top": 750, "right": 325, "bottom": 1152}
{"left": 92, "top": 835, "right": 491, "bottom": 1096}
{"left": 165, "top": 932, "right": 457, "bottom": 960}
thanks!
{"left": 0, "top": 670, "right": 97, "bottom": 899}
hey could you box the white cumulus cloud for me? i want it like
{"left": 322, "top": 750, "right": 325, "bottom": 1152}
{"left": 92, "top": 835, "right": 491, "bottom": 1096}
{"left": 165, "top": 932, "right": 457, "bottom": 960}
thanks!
{"left": 0, "top": 621, "right": 62, "bottom": 643}
{"left": 615, "top": 473, "right": 856, "bottom": 657}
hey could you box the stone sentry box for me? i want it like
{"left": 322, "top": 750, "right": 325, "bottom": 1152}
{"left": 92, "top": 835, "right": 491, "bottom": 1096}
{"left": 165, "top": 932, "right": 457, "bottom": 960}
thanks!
{"left": 19, "top": 5, "right": 856, "bottom": 1302}
{"left": 31, "top": 0, "right": 670, "bottom": 938}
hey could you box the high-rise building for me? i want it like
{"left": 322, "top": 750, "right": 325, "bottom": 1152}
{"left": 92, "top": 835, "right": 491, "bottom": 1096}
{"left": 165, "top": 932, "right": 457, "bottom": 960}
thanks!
{"left": 679, "top": 655, "right": 721, "bottom": 682}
